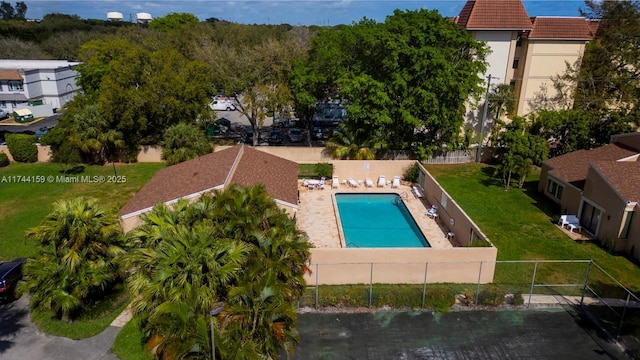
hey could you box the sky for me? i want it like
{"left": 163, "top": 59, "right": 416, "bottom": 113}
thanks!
{"left": 24, "top": 1, "right": 588, "bottom": 26}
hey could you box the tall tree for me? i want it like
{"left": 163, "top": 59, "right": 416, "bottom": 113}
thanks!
{"left": 575, "top": 0, "right": 640, "bottom": 112}
{"left": 302, "top": 9, "right": 488, "bottom": 159}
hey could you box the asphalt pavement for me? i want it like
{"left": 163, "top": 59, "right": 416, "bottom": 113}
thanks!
{"left": 0, "top": 296, "right": 120, "bottom": 360}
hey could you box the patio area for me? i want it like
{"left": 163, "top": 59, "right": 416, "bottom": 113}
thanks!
{"left": 295, "top": 179, "right": 455, "bottom": 249}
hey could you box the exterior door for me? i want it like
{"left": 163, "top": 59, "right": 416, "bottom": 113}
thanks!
{"left": 580, "top": 202, "right": 602, "bottom": 234}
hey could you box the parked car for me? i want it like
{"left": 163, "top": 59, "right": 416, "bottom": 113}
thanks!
{"left": 0, "top": 258, "right": 26, "bottom": 301}
{"left": 244, "top": 129, "right": 261, "bottom": 144}
{"left": 311, "top": 126, "right": 324, "bottom": 140}
{"left": 35, "top": 126, "right": 49, "bottom": 140}
{"left": 287, "top": 128, "right": 304, "bottom": 143}
{"left": 268, "top": 129, "right": 283, "bottom": 145}
{"left": 0, "top": 109, "right": 8, "bottom": 120}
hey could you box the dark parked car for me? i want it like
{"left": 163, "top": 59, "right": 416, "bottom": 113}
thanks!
{"left": 268, "top": 129, "right": 283, "bottom": 145}
{"left": 244, "top": 129, "right": 261, "bottom": 144}
{"left": 0, "top": 258, "right": 26, "bottom": 301}
{"left": 287, "top": 128, "right": 304, "bottom": 143}
{"left": 35, "top": 126, "right": 49, "bottom": 140}
{"left": 311, "top": 126, "right": 324, "bottom": 140}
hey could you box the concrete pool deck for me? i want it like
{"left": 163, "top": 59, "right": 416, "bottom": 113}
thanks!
{"left": 295, "top": 180, "right": 454, "bottom": 249}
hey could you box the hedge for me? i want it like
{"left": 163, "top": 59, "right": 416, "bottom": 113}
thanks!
{"left": 6, "top": 134, "right": 38, "bottom": 163}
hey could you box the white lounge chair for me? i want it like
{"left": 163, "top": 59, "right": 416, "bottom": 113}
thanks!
{"left": 332, "top": 176, "right": 339, "bottom": 188}
{"left": 412, "top": 186, "right": 424, "bottom": 198}
{"left": 364, "top": 178, "right": 373, "bottom": 187}
{"left": 347, "top": 178, "right": 359, "bottom": 187}
{"left": 391, "top": 176, "right": 401, "bottom": 189}
{"left": 377, "top": 175, "right": 386, "bottom": 187}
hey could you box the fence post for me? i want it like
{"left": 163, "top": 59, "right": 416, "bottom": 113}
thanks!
{"left": 315, "top": 263, "right": 319, "bottom": 309}
{"left": 580, "top": 261, "right": 593, "bottom": 306}
{"left": 474, "top": 261, "right": 483, "bottom": 306}
{"left": 421, "top": 262, "right": 429, "bottom": 308}
{"left": 369, "top": 263, "right": 374, "bottom": 309}
{"left": 527, "top": 261, "right": 538, "bottom": 308}
{"left": 615, "top": 292, "right": 632, "bottom": 341}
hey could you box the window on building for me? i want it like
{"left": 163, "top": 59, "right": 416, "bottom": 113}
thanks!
{"left": 621, "top": 211, "right": 634, "bottom": 239}
{"left": 547, "top": 179, "right": 564, "bottom": 200}
{"left": 8, "top": 81, "right": 23, "bottom": 91}
{"left": 509, "top": 79, "right": 516, "bottom": 88}
{"left": 512, "top": 57, "right": 520, "bottom": 69}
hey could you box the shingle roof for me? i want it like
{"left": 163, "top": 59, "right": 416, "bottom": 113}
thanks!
{"left": 591, "top": 161, "right": 640, "bottom": 203}
{"left": 0, "top": 70, "right": 22, "bottom": 80}
{"left": 544, "top": 143, "right": 639, "bottom": 189}
{"left": 456, "top": 0, "right": 532, "bottom": 30}
{"left": 528, "top": 17, "right": 593, "bottom": 40}
{"left": 119, "top": 145, "right": 298, "bottom": 216}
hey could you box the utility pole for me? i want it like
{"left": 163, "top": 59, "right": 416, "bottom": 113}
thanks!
{"left": 477, "top": 74, "right": 492, "bottom": 163}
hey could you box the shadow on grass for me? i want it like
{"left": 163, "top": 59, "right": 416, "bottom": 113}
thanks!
{"left": 479, "top": 165, "right": 503, "bottom": 188}
{"left": 59, "top": 165, "right": 85, "bottom": 175}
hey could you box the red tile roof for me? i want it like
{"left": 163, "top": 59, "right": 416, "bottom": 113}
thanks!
{"left": 0, "top": 70, "right": 22, "bottom": 80}
{"left": 591, "top": 161, "right": 640, "bottom": 203}
{"left": 528, "top": 17, "right": 593, "bottom": 40}
{"left": 544, "top": 143, "right": 639, "bottom": 189}
{"left": 456, "top": 0, "right": 532, "bottom": 30}
{"left": 119, "top": 144, "right": 299, "bottom": 216}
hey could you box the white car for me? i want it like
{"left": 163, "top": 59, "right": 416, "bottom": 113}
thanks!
{"left": 209, "top": 99, "right": 236, "bottom": 111}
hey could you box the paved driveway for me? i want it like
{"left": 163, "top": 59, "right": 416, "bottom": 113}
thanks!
{"left": 0, "top": 296, "right": 120, "bottom": 360}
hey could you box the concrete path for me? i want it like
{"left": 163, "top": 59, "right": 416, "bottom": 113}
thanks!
{"left": 0, "top": 296, "right": 122, "bottom": 360}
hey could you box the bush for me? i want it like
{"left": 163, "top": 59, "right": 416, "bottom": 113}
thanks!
{"left": 315, "top": 163, "right": 333, "bottom": 178}
{"left": 510, "top": 293, "right": 525, "bottom": 306}
{"left": 477, "top": 286, "right": 506, "bottom": 306}
{"left": 0, "top": 152, "right": 9, "bottom": 167}
{"left": 403, "top": 163, "right": 419, "bottom": 183}
{"left": 6, "top": 134, "right": 38, "bottom": 162}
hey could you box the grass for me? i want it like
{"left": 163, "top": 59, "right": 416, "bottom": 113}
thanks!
{"left": 112, "top": 317, "right": 153, "bottom": 360}
{"left": 425, "top": 163, "right": 640, "bottom": 293}
{"left": 30, "top": 285, "right": 131, "bottom": 339}
{"left": 0, "top": 162, "right": 165, "bottom": 260}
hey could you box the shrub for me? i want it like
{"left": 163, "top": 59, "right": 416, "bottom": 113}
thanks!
{"left": 403, "top": 163, "right": 419, "bottom": 183}
{"left": 0, "top": 152, "right": 9, "bottom": 167}
{"left": 315, "top": 162, "right": 333, "bottom": 178}
{"left": 511, "top": 292, "right": 525, "bottom": 306}
{"left": 6, "top": 134, "right": 37, "bottom": 162}
{"left": 477, "top": 286, "right": 506, "bottom": 306}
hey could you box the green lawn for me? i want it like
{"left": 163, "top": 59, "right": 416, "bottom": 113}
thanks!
{"left": 426, "top": 163, "right": 640, "bottom": 292}
{"left": 0, "top": 162, "right": 165, "bottom": 260}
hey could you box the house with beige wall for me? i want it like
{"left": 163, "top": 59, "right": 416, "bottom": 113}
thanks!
{"left": 455, "top": 0, "right": 595, "bottom": 132}
{"left": 539, "top": 132, "right": 640, "bottom": 260}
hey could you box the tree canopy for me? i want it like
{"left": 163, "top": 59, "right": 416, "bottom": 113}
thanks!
{"left": 123, "top": 184, "right": 311, "bottom": 359}
{"left": 295, "top": 9, "right": 488, "bottom": 159}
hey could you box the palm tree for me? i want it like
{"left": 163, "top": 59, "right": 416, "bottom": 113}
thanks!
{"left": 161, "top": 122, "right": 213, "bottom": 165}
{"left": 20, "top": 197, "right": 126, "bottom": 320}
{"left": 123, "top": 184, "right": 312, "bottom": 359}
{"left": 67, "top": 103, "right": 126, "bottom": 166}
{"left": 325, "top": 128, "right": 376, "bottom": 160}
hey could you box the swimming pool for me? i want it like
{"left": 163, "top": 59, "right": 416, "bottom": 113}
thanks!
{"left": 335, "top": 193, "right": 430, "bottom": 248}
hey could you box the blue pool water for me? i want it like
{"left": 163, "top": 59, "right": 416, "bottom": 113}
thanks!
{"left": 335, "top": 193, "right": 430, "bottom": 248}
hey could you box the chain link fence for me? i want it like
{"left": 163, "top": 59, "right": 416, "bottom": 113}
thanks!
{"left": 300, "top": 259, "right": 640, "bottom": 355}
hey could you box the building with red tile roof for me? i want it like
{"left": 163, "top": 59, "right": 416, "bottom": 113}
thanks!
{"left": 119, "top": 144, "right": 299, "bottom": 232}
{"left": 456, "top": 0, "right": 595, "bottom": 139}
{"left": 539, "top": 132, "right": 640, "bottom": 260}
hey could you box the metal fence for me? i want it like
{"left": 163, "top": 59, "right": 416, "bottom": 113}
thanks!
{"left": 301, "top": 259, "right": 640, "bottom": 352}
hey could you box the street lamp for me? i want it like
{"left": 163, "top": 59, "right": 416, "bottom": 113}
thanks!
{"left": 210, "top": 305, "right": 224, "bottom": 360}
